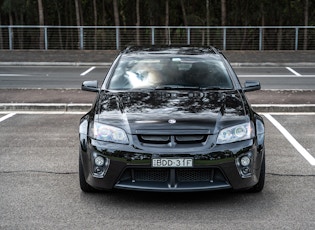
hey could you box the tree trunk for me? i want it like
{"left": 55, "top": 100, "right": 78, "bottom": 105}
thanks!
{"left": 38, "top": 0, "right": 44, "bottom": 49}
{"left": 136, "top": 0, "right": 140, "bottom": 45}
{"left": 102, "top": 1, "right": 107, "bottom": 25}
{"left": 180, "top": 0, "right": 187, "bottom": 26}
{"left": 113, "top": 0, "right": 120, "bottom": 48}
{"left": 206, "top": 0, "right": 209, "bottom": 45}
{"left": 260, "top": 2, "right": 265, "bottom": 50}
{"left": 221, "top": 0, "right": 226, "bottom": 26}
{"left": 54, "top": 1, "right": 63, "bottom": 49}
{"left": 303, "top": 0, "right": 309, "bottom": 50}
{"left": 74, "top": 0, "right": 81, "bottom": 26}
{"left": 74, "top": 0, "right": 81, "bottom": 49}
{"left": 113, "top": 0, "right": 120, "bottom": 26}
{"left": 165, "top": 0, "right": 169, "bottom": 44}
{"left": 93, "top": 0, "right": 97, "bottom": 49}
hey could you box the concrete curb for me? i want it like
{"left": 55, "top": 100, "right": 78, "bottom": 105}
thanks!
{"left": 1, "top": 103, "right": 315, "bottom": 113}
{"left": 0, "top": 62, "right": 112, "bottom": 66}
{"left": 252, "top": 104, "right": 315, "bottom": 113}
{"left": 0, "top": 103, "right": 92, "bottom": 112}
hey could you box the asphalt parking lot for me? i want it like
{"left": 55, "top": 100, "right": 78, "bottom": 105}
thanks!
{"left": 0, "top": 112, "right": 314, "bottom": 229}
{"left": 0, "top": 50, "right": 315, "bottom": 229}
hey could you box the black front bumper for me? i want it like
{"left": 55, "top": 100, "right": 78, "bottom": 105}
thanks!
{"left": 80, "top": 138, "right": 264, "bottom": 192}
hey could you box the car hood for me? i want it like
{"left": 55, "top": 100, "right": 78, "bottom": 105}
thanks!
{"left": 95, "top": 90, "right": 249, "bottom": 135}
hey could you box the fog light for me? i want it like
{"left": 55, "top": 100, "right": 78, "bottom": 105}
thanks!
{"left": 94, "top": 167, "right": 102, "bottom": 174}
{"left": 94, "top": 156, "right": 105, "bottom": 166}
{"left": 240, "top": 156, "right": 251, "bottom": 167}
{"left": 92, "top": 155, "right": 110, "bottom": 178}
{"left": 242, "top": 167, "right": 250, "bottom": 174}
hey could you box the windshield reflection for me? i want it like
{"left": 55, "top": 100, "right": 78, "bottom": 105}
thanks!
{"left": 108, "top": 56, "right": 233, "bottom": 90}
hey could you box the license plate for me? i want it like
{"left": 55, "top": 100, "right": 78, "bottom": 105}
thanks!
{"left": 152, "top": 158, "right": 193, "bottom": 168}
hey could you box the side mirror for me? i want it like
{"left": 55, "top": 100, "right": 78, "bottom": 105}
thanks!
{"left": 81, "top": 80, "right": 99, "bottom": 92}
{"left": 243, "top": 80, "right": 261, "bottom": 92}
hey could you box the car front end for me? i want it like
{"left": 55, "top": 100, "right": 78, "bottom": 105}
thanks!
{"left": 79, "top": 90, "right": 265, "bottom": 192}
{"left": 79, "top": 46, "right": 265, "bottom": 193}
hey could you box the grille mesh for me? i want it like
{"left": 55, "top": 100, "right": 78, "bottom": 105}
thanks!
{"left": 138, "top": 134, "right": 207, "bottom": 144}
{"left": 134, "top": 169, "right": 169, "bottom": 182}
{"left": 177, "top": 169, "right": 212, "bottom": 182}
{"left": 119, "top": 168, "right": 226, "bottom": 183}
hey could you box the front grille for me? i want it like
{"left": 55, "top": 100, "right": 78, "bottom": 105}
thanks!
{"left": 177, "top": 169, "right": 212, "bottom": 182}
{"left": 119, "top": 168, "right": 226, "bottom": 183}
{"left": 119, "top": 168, "right": 169, "bottom": 182}
{"left": 138, "top": 134, "right": 207, "bottom": 145}
{"left": 135, "top": 169, "right": 169, "bottom": 182}
{"left": 139, "top": 135, "right": 170, "bottom": 144}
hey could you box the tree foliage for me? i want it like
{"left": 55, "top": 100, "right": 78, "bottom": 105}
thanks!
{"left": 0, "top": 0, "right": 314, "bottom": 50}
{"left": 0, "top": 0, "right": 314, "bottom": 26}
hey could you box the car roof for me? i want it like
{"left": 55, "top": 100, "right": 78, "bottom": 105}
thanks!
{"left": 121, "top": 45, "right": 221, "bottom": 56}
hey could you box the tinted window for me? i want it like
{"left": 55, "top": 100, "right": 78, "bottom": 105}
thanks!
{"left": 108, "top": 55, "right": 233, "bottom": 90}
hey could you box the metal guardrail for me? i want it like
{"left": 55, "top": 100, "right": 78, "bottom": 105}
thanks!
{"left": 0, "top": 25, "right": 314, "bottom": 50}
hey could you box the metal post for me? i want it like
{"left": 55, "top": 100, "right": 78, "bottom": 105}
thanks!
{"left": 259, "top": 27, "right": 263, "bottom": 51}
{"left": 295, "top": 27, "right": 299, "bottom": 51}
{"left": 151, "top": 27, "right": 155, "bottom": 45}
{"left": 80, "top": 27, "right": 84, "bottom": 50}
{"left": 44, "top": 27, "right": 48, "bottom": 50}
{"left": 116, "top": 27, "right": 120, "bottom": 50}
{"left": 223, "top": 27, "right": 226, "bottom": 50}
{"left": 187, "top": 28, "right": 190, "bottom": 45}
{"left": 9, "top": 26, "right": 13, "bottom": 50}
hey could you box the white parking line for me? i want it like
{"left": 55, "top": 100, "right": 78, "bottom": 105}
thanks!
{"left": 264, "top": 113, "right": 315, "bottom": 166}
{"left": 0, "top": 113, "right": 16, "bottom": 123}
{"left": 0, "top": 74, "right": 31, "bottom": 77}
{"left": 286, "top": 67, "right": 302, "bottom": 76}
{"left": 80, "top": 66, "right": 96, "bottom": 76}
{"left": 238, "top": 75, "right": 315, "bottom": 78}
{"left": 237, "top": 74, "right": 300, "bottom": 78}
{"left": 0, "top": 111, "right": 86, "bottom": 115}
{"left": 265, "top": 112, "right": 315, "bottom": 115}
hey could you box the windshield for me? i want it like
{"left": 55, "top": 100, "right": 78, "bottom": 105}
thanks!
{"left": 108, "top": 55, "right": 233, "bottom": 90}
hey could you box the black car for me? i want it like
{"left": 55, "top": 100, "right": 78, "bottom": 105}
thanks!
{"left": 79, "top": 46, "right": 265, "bottom": 193}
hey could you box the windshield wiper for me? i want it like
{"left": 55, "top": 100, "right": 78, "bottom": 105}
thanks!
{"left": 152, "top": 85, "right": 233, "bottom": 91}
{"left": 155, "top": 85, "right": 200, "bottom": 90}
{"left": 200, "top": 86, "right": 233, "bottom": 90}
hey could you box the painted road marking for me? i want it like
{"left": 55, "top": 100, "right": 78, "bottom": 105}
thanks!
{"left": 0, "top": 74, "right": 31, "bottom": 77}
{"left": 0, "top": 111, "right": 85, "bottom": 115}
{"left": 0, "top": 113, "right": 16, "bottom": 123}
{"left": 286, "top": 67, "right": 302, "bottom": 76}
{"left": 80, "top": 66, "right": 96, "bottom": 76}
{"left": 265, "top": 112, "right": 315, "bottom": 115}
{"left": 238, "top": 75, "right": 315, "bottom": 78}
{"left": 264, "top": 113, "right": 315, "bottom": 166}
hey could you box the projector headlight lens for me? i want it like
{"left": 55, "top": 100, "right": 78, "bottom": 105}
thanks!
{"left": 94, "top": 156, "right": 105, "bottom": 167}
{"left": 91, "top": 122, "right": 128, "bottom": 144}
{"left": 240, "top": 156, "right": 251, "bottom": 167}
{"left": 217, "top": 122, "right": 254, "bottom": 144}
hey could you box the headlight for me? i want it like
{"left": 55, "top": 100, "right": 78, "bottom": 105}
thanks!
{"left": 90, "top": 122, "right": 129, "bottom": 144}
{"left": 217, "top": 122, "right": 254, "bottom": 144}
